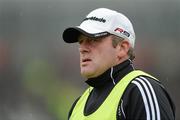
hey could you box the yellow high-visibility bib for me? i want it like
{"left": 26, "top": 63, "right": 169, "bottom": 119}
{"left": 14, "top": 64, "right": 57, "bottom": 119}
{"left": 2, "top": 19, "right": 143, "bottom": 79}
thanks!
{"left": 70, "top": 70, "right": 157, "bottom": 120}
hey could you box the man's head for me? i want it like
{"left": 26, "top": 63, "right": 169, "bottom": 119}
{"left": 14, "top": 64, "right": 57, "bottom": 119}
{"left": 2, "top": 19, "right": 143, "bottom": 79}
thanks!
{"left": 62, "top": 8, "right": 135, "bottom": 78}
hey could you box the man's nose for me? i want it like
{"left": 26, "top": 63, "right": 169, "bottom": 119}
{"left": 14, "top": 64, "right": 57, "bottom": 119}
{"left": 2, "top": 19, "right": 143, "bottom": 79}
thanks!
{"left": 79, "top": 42, "right": 90, "bottom": 54}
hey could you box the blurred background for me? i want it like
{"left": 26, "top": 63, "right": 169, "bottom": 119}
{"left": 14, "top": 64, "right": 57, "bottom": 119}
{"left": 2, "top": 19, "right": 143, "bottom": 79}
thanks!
{"left": 0, "top": 0, "right": 179, "bottom": 119}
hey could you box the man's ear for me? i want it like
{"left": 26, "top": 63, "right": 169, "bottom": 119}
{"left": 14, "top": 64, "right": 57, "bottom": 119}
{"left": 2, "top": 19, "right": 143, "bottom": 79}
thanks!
{"left": 116, "top": 40, "right": 130, "bottom": 60}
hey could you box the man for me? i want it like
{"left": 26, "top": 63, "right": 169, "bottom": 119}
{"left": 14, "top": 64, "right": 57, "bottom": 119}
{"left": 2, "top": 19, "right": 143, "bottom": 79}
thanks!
{"left": 62, "top": 8, "right": 175, "bottom": 120}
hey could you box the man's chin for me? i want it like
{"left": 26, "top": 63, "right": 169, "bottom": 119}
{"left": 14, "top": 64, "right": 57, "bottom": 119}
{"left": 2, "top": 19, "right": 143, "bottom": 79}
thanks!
{"left": 81, "top": 70, "right": 95, "bottom": 79}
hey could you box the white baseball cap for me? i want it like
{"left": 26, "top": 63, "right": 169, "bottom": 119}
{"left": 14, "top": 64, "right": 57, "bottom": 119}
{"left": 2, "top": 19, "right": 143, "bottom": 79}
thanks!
{"left": 63, "top": 8, "right": 136, "bottom": 47}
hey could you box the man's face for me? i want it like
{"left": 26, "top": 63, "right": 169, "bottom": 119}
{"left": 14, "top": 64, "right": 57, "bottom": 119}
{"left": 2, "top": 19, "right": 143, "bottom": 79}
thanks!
{"left": 78, "top": 35, "right": 120, "bottom": 79}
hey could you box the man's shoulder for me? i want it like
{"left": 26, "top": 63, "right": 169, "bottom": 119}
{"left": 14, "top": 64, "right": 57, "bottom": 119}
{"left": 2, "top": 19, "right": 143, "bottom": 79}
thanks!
{"left": 119, "top": 75, "right": 175, "bottom": 120}
{"left": 123, "top": 75, "right": 164, "bottom": 98}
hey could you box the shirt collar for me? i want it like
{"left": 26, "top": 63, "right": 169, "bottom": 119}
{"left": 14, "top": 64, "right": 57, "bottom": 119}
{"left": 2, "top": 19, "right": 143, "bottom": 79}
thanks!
{"left": 85, "top": 59, "right": 134, "bottom": 88}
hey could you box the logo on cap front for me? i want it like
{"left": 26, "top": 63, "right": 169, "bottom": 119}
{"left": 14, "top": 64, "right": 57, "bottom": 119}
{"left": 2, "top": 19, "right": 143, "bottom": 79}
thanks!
{"left": 114, "top": 28, "right": 130, "bottom": 37}
{"left": 83, "top": 16, "right": 106, "bottom": 23}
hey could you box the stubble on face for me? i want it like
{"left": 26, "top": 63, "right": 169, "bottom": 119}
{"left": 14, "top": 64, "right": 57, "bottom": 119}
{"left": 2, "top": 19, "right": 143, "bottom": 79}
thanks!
{"left": 79, "top": 35, "right": 119, "bottom": 79}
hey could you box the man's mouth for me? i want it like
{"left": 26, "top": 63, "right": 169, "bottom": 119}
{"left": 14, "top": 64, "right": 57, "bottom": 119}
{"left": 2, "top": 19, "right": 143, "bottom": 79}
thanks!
{"left": 82, "top": 58, "right": 91, "bottom": 63}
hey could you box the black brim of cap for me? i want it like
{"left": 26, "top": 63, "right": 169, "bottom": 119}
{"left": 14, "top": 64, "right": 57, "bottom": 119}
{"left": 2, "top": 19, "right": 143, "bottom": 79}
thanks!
{"left": 62, "top": 27, "right": 109, "bottom": 43}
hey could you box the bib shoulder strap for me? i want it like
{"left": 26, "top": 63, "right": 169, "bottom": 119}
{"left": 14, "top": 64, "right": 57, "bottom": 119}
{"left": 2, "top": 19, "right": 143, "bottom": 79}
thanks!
{"left": 128, "top": 70, "right": 158, "bottom": 80}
